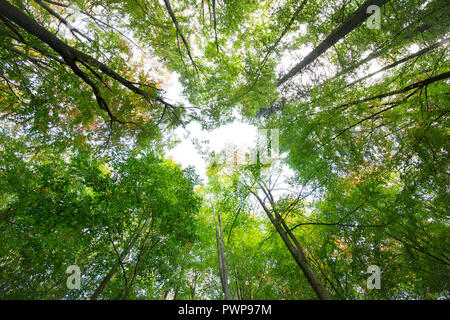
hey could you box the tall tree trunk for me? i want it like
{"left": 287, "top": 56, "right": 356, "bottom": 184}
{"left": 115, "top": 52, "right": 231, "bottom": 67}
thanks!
{"left": 214, "top": 208, "right": 232, "bottom": 300}
{"left": 163, "top": 0, "right": 199, "bottom": 75}
{"left": 91, "top": 216, "right": 152, "bottom": 300}
{"left": 212, "top": 0, "right": 219, "bottom": 53}
{"left": 345, "top": 38, "right": 449, "bottom": 88}
{"left": 277, "top": 0, "right": 390, "bottom": 86}
{"left": 234, "top": 266, "right": 242, "bottom": 300}
{"left": 251, "top": 189, "right": 333, "bottom": 300}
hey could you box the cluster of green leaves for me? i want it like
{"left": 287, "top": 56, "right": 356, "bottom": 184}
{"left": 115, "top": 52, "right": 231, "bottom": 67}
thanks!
{"left": 0, "top": 126, "right": 201, "bottom": 299}
{"left": 0, "top": 0, "right": 448, "bottom": 300}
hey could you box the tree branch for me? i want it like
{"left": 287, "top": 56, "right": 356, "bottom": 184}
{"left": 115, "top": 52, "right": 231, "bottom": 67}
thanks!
{"left": 163, "top": 0, "right": 199, "bottom": 76}
{"left": 277, "top": 0, "right": 390, "bottom": 86}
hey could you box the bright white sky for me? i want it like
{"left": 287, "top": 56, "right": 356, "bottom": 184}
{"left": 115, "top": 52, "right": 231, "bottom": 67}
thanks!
{"left": 154, "top": 12, "right": 421, "bottom": 187}
{"left": 162, "top": 58, "right": 386, "bottom": 185}
{"left": 166, "top": 114, "right": 259, "bottom": 182}
{"left": 161, "top": 72, "right": 257, "bottom": 181}
{"left": 66, "top": 4, "right": 390, "bottom": 185}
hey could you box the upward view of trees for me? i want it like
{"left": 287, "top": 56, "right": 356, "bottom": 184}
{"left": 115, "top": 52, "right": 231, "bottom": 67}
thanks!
{"left": 0, "top": 0, "right": 448, "bottom": 300}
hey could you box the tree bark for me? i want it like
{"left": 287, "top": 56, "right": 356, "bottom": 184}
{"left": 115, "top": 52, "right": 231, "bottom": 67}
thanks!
{"left": 212, "top": 0, "right": 219, "bottom": 53}
{"left": 214, "top": 208, "right": 232, "bottom": 300}
{"left": 0, "top": 0, "right": 174, "bottom": 122}
{"left": 251, "top": 189, "right": 333, "bottom": 300}
{"left": 277, "top": 0, "right": 390, "bottom": 86}
{"left": 336, "top": 70, "right": 450, "bottom": 113}
{"left": 163, "top": 0, "right": 199, "bottom": 75}
{"left": 346, "top": 38, "right": 449, "bottom": 88}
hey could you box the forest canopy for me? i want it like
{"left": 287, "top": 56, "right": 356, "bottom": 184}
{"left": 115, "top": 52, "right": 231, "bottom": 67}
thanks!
{"left": 0, "top": 0, "right": 449, "bottom": 300}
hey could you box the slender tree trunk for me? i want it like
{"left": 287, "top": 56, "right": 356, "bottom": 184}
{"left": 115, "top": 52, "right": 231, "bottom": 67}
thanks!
{"left": 212, "top": 0, "right": 219, "bottom": 53}
{"left": 91, "top": 216, "right": 152, "bottom": 300}
{"left": 345, "top": 38, "right": 449, "bottom": 88}
{"left": 336, "top": 70, "right": 450, "bottom": 112}
{"left": 234, "top": 267, "right": 242, "bottom": 300}
{"left": 277, "top": 0, "right": 390, "bottom": 86}
{"left": 163, "top": 0, "right": 198, "bottom": 75}
{"left": 214, "top": 208, "right": 232, "bottom": 300}
{"left": 251, "top": 190, "right": 333, "bottom": 300}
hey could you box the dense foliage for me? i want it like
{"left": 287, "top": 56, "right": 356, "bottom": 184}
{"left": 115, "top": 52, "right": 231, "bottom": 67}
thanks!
{"left": 0, "top": 0, "right": 448, "bottom": 299}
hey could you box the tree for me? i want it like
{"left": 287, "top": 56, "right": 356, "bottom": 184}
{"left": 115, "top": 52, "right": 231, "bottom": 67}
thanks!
{"left": 1, "top": 0, "right": 449, "bottom": 300}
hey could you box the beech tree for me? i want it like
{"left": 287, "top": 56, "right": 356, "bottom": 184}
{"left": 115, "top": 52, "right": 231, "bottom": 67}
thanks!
{"left": 1, "top": 0, "right": 448, "bottom": 300}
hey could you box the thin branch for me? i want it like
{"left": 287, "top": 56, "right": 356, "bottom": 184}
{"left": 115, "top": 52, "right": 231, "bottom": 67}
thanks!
{"left": 346, "top": 38, "right": 449, "bottom": 88}
{"left": 35, "top": 0, "right": 93, "bottom": 42}
{"left": 163, "top": 0, "right": 199, "bottom": 77}
{"left": 107, "top": 230, "right": 128, "bottom": 293}
{"left": 212, "top": 0, "right": 219, "bottom": 53}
